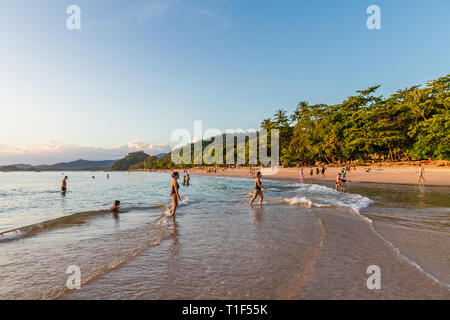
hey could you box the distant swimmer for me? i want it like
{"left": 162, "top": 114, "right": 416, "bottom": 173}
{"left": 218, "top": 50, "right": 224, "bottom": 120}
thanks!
{"left": 61, "top": 176, "right": 68, "bottom": 193}
{"left": 169, "top": 172, "right": 181, "bottom": 216}
{"left": 110, "top": 200, "right": 120, "bottom": 213}
{"left": 249, "top": 172, "right": 267, "bottom": 206}
{"left": 417, "top": 163, "right": 425, "bottom": 184}
{"left": 92, "top": 176, "right": 95, "bottom": 179}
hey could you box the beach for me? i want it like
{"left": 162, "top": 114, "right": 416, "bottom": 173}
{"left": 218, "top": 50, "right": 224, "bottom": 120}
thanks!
{"left": 188, "top": 165, "right": 450, "bottom": 186}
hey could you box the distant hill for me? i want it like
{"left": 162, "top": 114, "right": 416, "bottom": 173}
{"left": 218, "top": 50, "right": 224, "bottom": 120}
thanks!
{"left": 0, "top": 159, "right": 116, "bottom": 171}
{"left": 0, "top": 153, "right": 168, "bottom": 172}
{"left": 36, "top": 159, "right": 116, "bottom": 171}
{"left": 0, "top": 165, "right": 21, "bottom": 172}
{"left": 111, "top": 151, "right": 150, "bottom": 171}
{"left": 154, "top": 152, "right": 168, "bottom": 158}
{"left": 11, "top": 164, "right": 35, "bottom": 170}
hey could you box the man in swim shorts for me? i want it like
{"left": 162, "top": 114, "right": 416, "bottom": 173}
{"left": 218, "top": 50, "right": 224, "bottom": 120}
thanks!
{"left": 61, "top": 176, "right": 68, "bottom": 193}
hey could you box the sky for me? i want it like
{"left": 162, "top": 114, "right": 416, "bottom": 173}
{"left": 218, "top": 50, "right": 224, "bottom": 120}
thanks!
{"left": 0, "top": 0, "right": 449, "bottom": 164}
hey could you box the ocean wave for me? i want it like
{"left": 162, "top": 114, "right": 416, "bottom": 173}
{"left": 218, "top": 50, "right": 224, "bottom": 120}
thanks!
{"left": 0, "top": 203, "right": 170, "bottom": 243}
{"left": 284, "top": 184, "right": 373, "bottom": 212}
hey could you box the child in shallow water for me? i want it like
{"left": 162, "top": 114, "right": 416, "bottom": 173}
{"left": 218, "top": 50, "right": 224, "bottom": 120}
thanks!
{"left": 110, "top": 200, "right": 120, "bottom": 213}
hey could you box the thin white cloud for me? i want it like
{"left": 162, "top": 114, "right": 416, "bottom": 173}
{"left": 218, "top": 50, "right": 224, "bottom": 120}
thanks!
{"left": 0, "top": 141, "right": 171, "bottom": 166}
{"left": 135, "top": 0, "right": 176, "bottom": 18}
{"left": 190, "top": 8, "right": 235, "bottom": 30}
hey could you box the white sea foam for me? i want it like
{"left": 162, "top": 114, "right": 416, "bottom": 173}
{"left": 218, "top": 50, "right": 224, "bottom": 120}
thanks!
{"left": 284, "top": 184, "right": 373, "bottom": 212}
{"left": 178, "top": 198, "right": 191, "bottom": 206}
{"left": 284, "top": 196, "right": 312, "bottom": 207}
{"left": 0, "top": 230, "right": 24, "bottom": 241}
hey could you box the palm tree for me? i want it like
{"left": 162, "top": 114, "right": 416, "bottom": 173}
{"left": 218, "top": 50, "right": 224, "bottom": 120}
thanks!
{"left": 261, "top": 118, "right": 273, "bottom": 130}
{"left": 273, "top": 109, "right": 288, "bottom": 127}
{"left": 291, "top": 101, "right": 308, "bottom": 123}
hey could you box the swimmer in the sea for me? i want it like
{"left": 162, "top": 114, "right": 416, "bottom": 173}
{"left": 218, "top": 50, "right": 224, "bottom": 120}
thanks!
{"left": 110, "top": 200, "right": 120, "bottom": 213}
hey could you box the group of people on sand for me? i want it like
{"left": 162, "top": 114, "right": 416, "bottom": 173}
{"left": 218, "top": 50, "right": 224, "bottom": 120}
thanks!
{"left": 299, "top": 165, "right": 326, "bottom": 182}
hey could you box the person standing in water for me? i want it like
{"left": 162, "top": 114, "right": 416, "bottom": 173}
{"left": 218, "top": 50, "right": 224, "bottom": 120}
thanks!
{"left": 249, "top": 172, "right": 267, "bottom": 205}
{"left": 418, "top": 163, "right": 425, "bottom": 184}
{"left": 335, "top": 172, "right": 342, "bottom": 191}
{"left": 169, "top": 172, "right": 181, "bottom": 216}
{"left": 61, "top": 176, "right": 68, "bottom": 194}
{"left": 341, "top": 169, "right": 347, "bottom": 186}
{"left": 300, "top": 167, "right": 304, "bottom": 183}
{"left": 186, "top": 174, "right": 190, "bottom": 186}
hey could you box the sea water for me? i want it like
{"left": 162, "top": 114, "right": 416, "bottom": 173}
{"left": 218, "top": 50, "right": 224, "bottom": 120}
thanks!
{"left": 0, "top": 171, "right": 448, "bottom": 299}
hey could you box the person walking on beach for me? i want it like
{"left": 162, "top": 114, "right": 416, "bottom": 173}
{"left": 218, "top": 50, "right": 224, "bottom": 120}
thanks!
{"left": 309, "top": 168, "right": 313, "bottom": 180}
{"left": 321, "top": 165, "right": 325, "bottom": 175}
{"left": 61, "top": 176, "right": 68, "bottom": 194}
{"left": 169, "top": 172, "right": 181, "bottom": 216}
{"left": 418, "top": 163, "right": 425, "bottom": 184}
{"left": 249, "top": 172, "right": 267, "bottom": 206}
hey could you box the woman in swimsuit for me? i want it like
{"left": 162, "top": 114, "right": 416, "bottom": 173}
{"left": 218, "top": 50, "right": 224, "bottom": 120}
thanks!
{"left": 249, "top": 172, "right": 267, "bottom": 205}
{"left": 169, "top": 172, "right": 181, "bottom": 216}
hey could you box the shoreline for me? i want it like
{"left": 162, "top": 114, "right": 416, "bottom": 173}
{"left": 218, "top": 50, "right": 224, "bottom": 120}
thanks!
{"left": 164, "top": 165, "right": 450, "bottom": 187}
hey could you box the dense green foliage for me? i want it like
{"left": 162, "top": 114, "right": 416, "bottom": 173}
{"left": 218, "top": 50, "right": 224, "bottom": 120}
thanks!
{"left": 263, "top": 74, "right": 449, "bottom": 165}
{"left": 121, "top": 75, "right": 449, "bottom": 170}
{"left": 111, "top": 151, "right": 150, "bottom": 171}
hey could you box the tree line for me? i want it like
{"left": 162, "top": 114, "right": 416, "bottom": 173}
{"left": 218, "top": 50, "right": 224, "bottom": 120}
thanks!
{"left": 114, "top": 74, "right": 449, "bottom": 170}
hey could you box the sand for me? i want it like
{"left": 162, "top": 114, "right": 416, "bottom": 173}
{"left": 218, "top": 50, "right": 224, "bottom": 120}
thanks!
{"left": 184, "top": 165, "right": 450, "bottom": 186}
